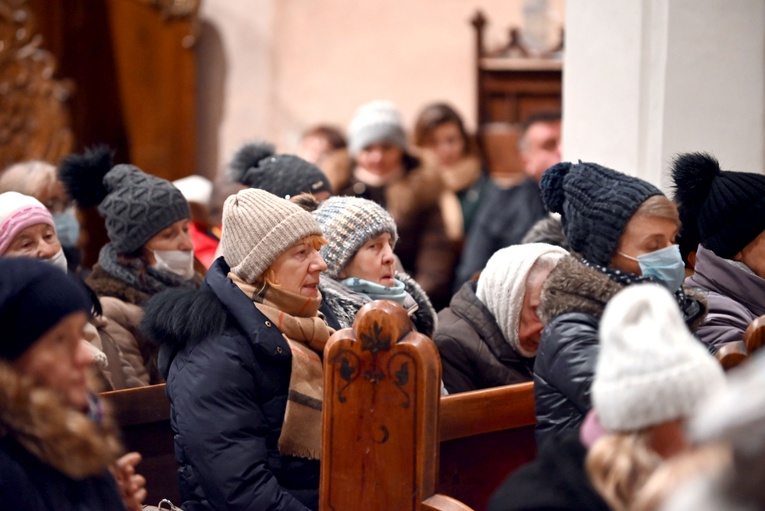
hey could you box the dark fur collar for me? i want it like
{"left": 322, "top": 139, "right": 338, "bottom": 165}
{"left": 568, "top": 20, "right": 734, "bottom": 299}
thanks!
{"left": 0, "top": 362, "right": 122, "bottom": 478}
{"left": 538, "top": 255, "right": 624, "bottom": 323}
{"left": 87, "top": 264, "right": 150, "bottom": 306}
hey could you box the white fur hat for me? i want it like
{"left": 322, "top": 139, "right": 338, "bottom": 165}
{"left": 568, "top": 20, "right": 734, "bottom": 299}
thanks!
{"left": 476, "top": 243, "right": 567, "bottom": 357}
{"left": 594, "top": 284, "right": 725, "bottom": 432}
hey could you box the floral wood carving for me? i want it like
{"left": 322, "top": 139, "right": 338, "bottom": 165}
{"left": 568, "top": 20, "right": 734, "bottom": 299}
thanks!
{"left": 0, "top": 0, "right": 74, "bottom": 169}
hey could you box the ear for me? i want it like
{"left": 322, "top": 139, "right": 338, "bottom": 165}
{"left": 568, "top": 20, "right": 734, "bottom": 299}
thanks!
{"left": 733, "top": 251, "right": 744, "bottom": 262}
{"left": 687, "top": 250, "right": 697, "bottom": 269}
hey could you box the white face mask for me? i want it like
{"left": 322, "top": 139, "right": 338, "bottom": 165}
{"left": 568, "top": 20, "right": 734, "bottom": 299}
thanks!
{"left": 45, "top": 248, "right": 69, "bottom": 273}
{"left": 153, "top": 250, "right": 195, "bottom": 280}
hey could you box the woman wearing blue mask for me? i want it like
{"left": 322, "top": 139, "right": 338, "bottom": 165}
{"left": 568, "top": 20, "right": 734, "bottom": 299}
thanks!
{"left": 59, "top": 147, "right": 200, "bottom": 386}
{"left": 532, "top": 161, "right": 706, "bottom": 447}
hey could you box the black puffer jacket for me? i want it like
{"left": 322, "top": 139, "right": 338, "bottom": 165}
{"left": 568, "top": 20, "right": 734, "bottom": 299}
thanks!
{"left": 434, "top": 280, "right": 533, "bottom": 393}
{"left": 534, "top": 256, "right": 706, "bottom": 446}
{"left": 142, "top": 258, "right": 339, "bottom": 511}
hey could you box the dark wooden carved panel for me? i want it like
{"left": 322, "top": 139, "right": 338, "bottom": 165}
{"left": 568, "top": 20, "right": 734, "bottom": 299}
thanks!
{"left": 0, "top": 0, "right": 74, "bottom": 169}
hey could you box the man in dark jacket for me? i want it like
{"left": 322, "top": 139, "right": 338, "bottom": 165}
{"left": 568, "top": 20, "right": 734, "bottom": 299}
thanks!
{"left": 455, "top": 111, "right": 561, "bottom": 287}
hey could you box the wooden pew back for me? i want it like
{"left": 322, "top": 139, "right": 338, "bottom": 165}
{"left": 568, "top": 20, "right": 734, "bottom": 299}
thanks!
{"left": 101, "top": 384, "right": 179, "bottom": 505}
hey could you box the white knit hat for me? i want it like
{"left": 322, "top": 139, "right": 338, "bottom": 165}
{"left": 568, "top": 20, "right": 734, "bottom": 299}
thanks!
{"left": 220, "top": 188, "right": 322, "bottom": 282}
{"left": 347, "top": 100, "right": 406, "bottom": 156}
{"left": 593, "top": 284, "right": 725, "bottom": 432}
{"left": 0, "top": 191, "right": 55, "bottom": 255}
{"left": 172, "top": 175, "right": 213, "bottom": 206}
{"left": 476, "top": 243, "right": 567, "bottom": 357}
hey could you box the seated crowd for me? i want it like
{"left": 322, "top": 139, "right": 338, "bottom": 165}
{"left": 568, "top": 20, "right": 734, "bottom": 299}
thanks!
{"left": 1, "top": 98, "right": 765, "bottom": 511}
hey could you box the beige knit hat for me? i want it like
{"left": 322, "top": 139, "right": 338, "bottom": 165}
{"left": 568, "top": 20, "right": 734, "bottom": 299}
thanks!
{"left": 220, "top": 188, "right": 322, "bottom": 282}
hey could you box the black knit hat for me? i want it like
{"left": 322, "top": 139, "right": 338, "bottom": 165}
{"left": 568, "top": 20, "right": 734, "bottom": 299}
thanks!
{"left": 671, "top": 152, "right": 765, "bottom": 259}
{"left": 228, "top": 142, "right": 332, "bottom": 199}
{"left": 59, "top": 147, "right": 191, "bottom": 254}
{"left": 0, "top": 258, "right": 91, "bottom": 360}
{"left": 541, "top": 161, "right": 663, "bottom": 266}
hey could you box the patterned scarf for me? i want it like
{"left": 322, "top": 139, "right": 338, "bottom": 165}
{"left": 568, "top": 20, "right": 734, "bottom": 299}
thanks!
{"left": 98, "top": 242, "right": 196, "bottom": 298}
{"left": 229, "top": 273, "right": 332, "bottom": 460}
{"left": 579, "top": 258, "right": 690, "bottom": 311}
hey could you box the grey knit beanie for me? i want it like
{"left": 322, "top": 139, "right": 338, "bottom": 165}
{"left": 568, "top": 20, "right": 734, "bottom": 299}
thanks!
{"left": 347, "top": 100, "right": 407, "bottom": 156}
{"left": 540, "top": 161, "right": 663, "bottom": 266}
{"left": 58, "top": 147, "right": 190, "bottom": 254}
{"left": 221, "top": 188, "right": 323, "bottom": 282}
{"left": 313, "top": 196, "right": 398, "bottom": 279}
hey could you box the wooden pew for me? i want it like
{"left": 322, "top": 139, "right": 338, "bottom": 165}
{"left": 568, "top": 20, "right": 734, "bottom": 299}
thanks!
{"left": 100, "top": 384, "right": 179, "bottom": 505}
{"left": 715, "top": 314, "right": 765, "bottom": 370}
{"left": 439, "top": 383, "right": 536, "bottom": 511}
{"left": 322, "top": 300, "right": 536, "bottom": 510}
{"left": 104, "top": 302, "right": 537, "bottom": 510}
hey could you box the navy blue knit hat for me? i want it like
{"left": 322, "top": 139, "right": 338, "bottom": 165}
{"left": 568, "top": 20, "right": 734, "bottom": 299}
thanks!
{"left": 0, "top": 258, "right": 91, "bottom": 360}
{"left": 671, "top": 152, "right": 765, "bottom": 259}
{"left": 541, "top": 161, "right": 663, "bottom": 266}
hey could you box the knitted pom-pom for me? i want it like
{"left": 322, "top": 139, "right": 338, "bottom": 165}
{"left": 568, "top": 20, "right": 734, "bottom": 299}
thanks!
{"left": 540, "top": 161, "right": 571, "bottom": 213}
{"left": 227, "top": 142, "right": 275, "bottom": 185}
{"left": 57, "top": 145, "right": 114, "bottom": 208}
{"left": 670, "top": 152, "right": 720, "bottom": 216}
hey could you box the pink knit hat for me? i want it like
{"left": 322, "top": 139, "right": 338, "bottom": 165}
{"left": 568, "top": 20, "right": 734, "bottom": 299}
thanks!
{"left": 0, "top": 191, "right": 55, "bottom": 255}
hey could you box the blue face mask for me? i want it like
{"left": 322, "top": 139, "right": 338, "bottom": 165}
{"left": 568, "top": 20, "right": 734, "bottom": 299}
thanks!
{"left": 619, "top": 244, "right": 686, "bottom": 291}
{"left": 53, "top": 209, "right": 80, "bottom": 248}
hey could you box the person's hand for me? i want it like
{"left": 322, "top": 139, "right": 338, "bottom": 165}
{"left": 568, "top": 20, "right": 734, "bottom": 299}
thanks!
{"left": 110, "top": 451, "right": 147, "bottom": 511}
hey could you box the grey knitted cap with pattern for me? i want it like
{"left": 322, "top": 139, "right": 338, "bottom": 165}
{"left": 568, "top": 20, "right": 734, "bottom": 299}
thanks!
{"left": 221, "top": 188, "right": 323, "bottom": 282}
{"left": 99, "top": 165, "right": 190, "bottom": 254}
{"left": 313, "top": 196, "right": 398, "bottom": 279}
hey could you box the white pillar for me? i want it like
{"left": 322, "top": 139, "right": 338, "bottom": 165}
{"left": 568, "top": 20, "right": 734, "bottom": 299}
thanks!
{"left": 563, "top": 0, "right": 765, "bottom": 190}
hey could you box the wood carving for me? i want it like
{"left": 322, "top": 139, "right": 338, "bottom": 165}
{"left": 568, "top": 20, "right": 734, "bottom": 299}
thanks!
{"left": 0, "top": 0, "right": 73, "bottom": 169}
{"left": 321, "top": 300, "right": 456, "bottom": 511}
{"left": 132, "top": 0, "right": 201, "bottom": 48}
{"left": 744, "top": 315, "right": 765, "bottom": 355}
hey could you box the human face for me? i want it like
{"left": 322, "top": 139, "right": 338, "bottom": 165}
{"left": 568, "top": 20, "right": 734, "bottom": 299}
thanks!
{"left": 356, "top": 142, "right": 403, "bottom": 178}
{"left": 427, "top": 122, "right": 466, "bottom": 167}
{"left": 610, "top": 215, "right": 679, "bottom": 275}
{"left": 4, "top": 223, "right": 61, "bottom": 260}
{"left": 734, "top": 229, "right": 765, "bottom": 279}
{"left": 143, "top": 219, "right": 193, "bottom": 265}
{"left": 269, "top": 238, "right": 328, "bottom": 297}
{"left": 517, "top": 267, "right": 553, "bottom": 356}
{"left": 521, "top": 121, "right": 562, "bottom": 183}
{"left": 298, "top": 134, "right": 331, "bottom": 165}
{"left": 12, "top": 312, "right": 92, "bottom": 410}
{"left": 339, "top": 233, "right": 396, "bottom": 287}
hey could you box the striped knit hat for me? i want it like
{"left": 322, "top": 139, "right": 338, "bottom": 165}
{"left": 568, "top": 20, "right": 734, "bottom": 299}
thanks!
{"left": 0, "top": 192, "right": 55, "bottom": 255}
{"left": 541, "top": 161, "right": 663, "bottom": 266}
{"left": 221, "top": 188, "right": 322, "bottom": 282}
{"left": 313, "top": 196, "right": 398, "bottom": 279}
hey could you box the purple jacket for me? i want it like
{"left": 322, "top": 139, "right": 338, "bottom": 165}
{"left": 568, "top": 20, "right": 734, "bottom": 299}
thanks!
{"left": 686, "top": 245, "right": 765, "bottom": 352}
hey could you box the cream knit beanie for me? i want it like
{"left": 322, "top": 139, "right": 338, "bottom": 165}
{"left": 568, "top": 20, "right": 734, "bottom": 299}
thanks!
{"left": 594, "top": 284, "right": 725, "bottom": 432}
{"left": 220, "top": 188, "right": 322, "bottom": 282}
{"left": 476, "top": 243, "right": 567, "bottom": 357}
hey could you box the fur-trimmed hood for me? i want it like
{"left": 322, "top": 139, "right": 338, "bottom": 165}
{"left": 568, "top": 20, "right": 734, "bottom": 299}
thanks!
{"left": 87, "top": 264, "right": 150, "bottom": 306}
{"left": 0, "top": 362, "right": 122, "bottom": 479}
{"left": 319, "top": 272, "right": 437, "bottom": 337}
{"left": 539, "top": 255, "right": 707, "bottom": 330}
{"left": 538, "top": 256, "right": 623, "bottom": 323}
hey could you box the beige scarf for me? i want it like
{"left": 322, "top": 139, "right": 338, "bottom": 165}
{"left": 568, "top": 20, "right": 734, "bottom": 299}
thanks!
{"left": 438, "top": 155, "right": 482, "bottom": 193}
{"left": 229, "top": 273, "right": 332, "bottom": 460}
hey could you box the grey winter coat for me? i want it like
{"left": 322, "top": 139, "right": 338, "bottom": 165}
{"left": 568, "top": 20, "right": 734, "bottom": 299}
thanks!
{"left": 434, "top": 280, "right": 533, "bottom": 393}
{"left": 686, "top": 244, "right": 765, "bottom": 353}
